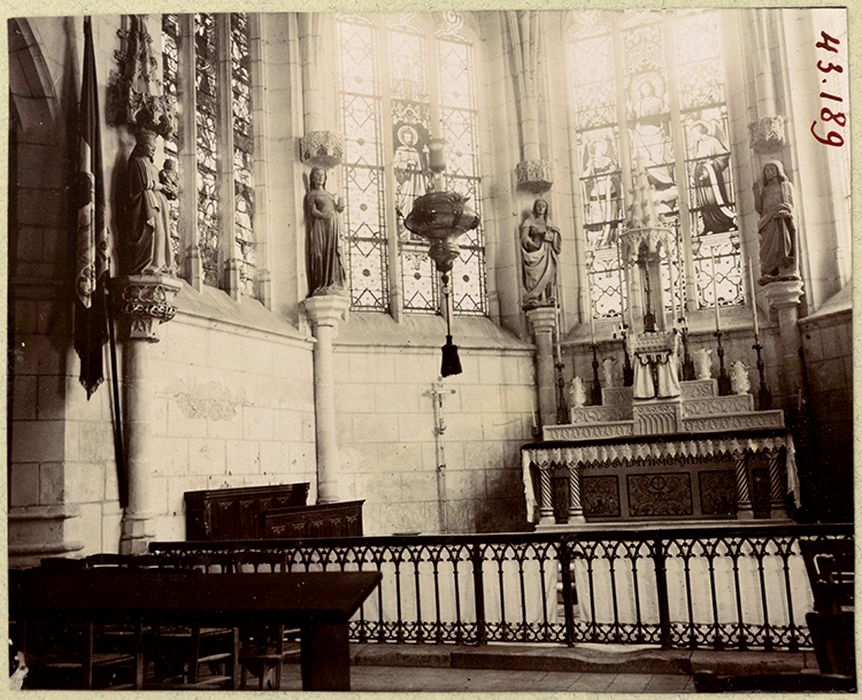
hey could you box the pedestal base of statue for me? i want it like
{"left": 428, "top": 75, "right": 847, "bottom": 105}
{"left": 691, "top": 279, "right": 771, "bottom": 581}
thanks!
{"left": 522, "top": 378, "right": 799, "bottom": 526}
{"left": 301, "top": 293, "right": 350, "bottom": 505}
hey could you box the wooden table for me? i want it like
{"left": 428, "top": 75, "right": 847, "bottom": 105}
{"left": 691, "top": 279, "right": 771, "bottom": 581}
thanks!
{"left": 10, "top": 568, "right": 381, "bottom": 690}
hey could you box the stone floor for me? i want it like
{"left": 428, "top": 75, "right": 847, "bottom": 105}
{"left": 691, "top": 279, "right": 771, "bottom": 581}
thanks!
{"left": 267, "top": 642, "right": 818, "bottom": 693}
{"left": 279, "top": 665, "right": 695, "bottom": 692}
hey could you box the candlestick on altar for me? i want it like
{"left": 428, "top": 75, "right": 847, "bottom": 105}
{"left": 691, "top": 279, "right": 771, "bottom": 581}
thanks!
{"left": 715, "top": 330, "right": 731, "bottom": 396}
{"left": 668, "top": 252, "right": 679, "bottom": 328}
{"left": 748, "top": 257, "right": 760, "bottom": 337}
{"left": 555, "top": 357, "right": 568, "bottom": 424}
{"left": 710, "top": 250, "right": 721, "bottom": 332}
{"left": 752, "top": 336, "right": 772, "bottom": 409}
{"left": 590, "top": 342, "right": 603, "bottom": 406}
{"left": 680, "top": 323, "right": 695, "bottom": 381}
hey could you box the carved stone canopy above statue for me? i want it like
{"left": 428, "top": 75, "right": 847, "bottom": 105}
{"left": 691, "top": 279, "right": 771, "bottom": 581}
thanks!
{"left": 107, "top": 15, "right": 175, "bottom": 137}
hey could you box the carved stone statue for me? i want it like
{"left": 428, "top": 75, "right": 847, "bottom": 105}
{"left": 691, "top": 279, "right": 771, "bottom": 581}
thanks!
{"left": 159, "top": 158, "right": 178, "bottom": 201}
{"left": 601, "top": 357, "right": 616, "bottom": 388}
{"left": 122, "top": 128, "right": 174, "bottom": 276}
{"left": 520, "top": 198, "right": 561, "bottom": 309}
{"left": 304, "top": 166, "right": 346, "bottom": 297}
{"left": 730, "top": 360, "right": 751, "bottom": 395}
{"left": 692, "top": 347, "right": 713, "bottom": 380}
{"left": 753, "top": 160, "right": 799, "bottom": 283}
{"left": 568, "top": 375, "right": 586, "bottom": 410}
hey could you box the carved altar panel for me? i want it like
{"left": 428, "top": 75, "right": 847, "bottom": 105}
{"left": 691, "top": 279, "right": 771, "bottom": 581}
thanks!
{"left": 633, "top": 402, "right": 680, "bottom": 434}
{"left": 582, "top": 476, "right": 621, "bottom": 518}
{"left": 680, "top": 379, "right": 718, "bottom": 399}
{"left": 627, "top": 473, "right": 693, "bottom": 517}
{"left": 682, "top": 394, "right": 753, "bottom": 418}
{"left": 698, "top": 470, "right": 737, "bottom": 516}
{"left": 683, "top": 410, "right": 784, "bottom": 433}
{"left": 569, "top": 405, "right": 632, "bottom": 425}
{"left": 543, "top": 422, "right": 634, "bottom": 441}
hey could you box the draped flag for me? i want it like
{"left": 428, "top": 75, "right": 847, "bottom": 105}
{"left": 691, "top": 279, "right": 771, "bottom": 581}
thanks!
{"left": 74, "top": 16, "right": 111, "bottom": 398}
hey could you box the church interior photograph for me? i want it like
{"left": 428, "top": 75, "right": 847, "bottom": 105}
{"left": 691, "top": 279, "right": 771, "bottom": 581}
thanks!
{"left": 6, "top": 5, "right": 854, "bottom": 692}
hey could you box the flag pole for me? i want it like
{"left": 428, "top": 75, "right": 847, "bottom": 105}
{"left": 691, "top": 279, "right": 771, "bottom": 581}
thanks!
{"left": 105, "top": 268, "right": 128, "bottom": 509}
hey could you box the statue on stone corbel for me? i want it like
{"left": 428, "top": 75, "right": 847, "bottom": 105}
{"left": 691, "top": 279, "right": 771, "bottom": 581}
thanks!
{"left": 122, "top": 125, "right": 175, "bottom": 276}
{"left": 521, "top": 198, "right": 561, "bottom": 310}
{"left": 304, "top": 166, "right": 347, "bottom": 297}
{"left": 753, "top": 160, "right": 799, "bottom": 284}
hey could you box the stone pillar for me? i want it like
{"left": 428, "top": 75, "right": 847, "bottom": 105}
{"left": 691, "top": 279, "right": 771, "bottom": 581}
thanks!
{"left": 301, "top": 294, "right": 350, "bottom": 504}
{"left": 112, "top": 275, "right": 183, "bottom": 554}
{"left": 526, "top": 306, "right": 557, "bottom": 427}
{"left": 733, "top": 450, "right": 754, "bottom": 520}
{"left": 566, "top": 463, "right": 585, "bottom": 524}
{"left": 298, "top": 13, "right": 343, "bottom": 169}
{"left": 763, "top": 280, "right": 805, "bottom": 400}
{"left": 537, "top": 462, "right": 554, "bottom": 526}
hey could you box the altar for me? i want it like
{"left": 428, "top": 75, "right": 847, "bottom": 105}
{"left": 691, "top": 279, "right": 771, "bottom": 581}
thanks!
{"left": 521, "top": 377, "right": 800, "bottom": 526}
{"left": 522, "top": 166, "right": 800, "bottom": 528}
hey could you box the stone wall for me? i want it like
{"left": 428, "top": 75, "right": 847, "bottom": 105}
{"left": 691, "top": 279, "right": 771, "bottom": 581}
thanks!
{"left": 799, "top": 299, "right": 852, "bottom": 521}
{"left": 334, "top": 315, "right": 535, "bottom": 534}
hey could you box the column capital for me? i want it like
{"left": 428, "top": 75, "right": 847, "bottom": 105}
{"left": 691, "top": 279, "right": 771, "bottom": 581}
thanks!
{"left": 301, "top": 293, "right": 350, "bottom": 329}
{"left": 748, "top": 115, "right": 787, "bottom": 154}
{"left": 515, "top": 159, "right": 553, "bottom": 193}
{"left": 525, "top": 305, "right": 557, "bottom": 334}
{"left": 299, "top": 130, "right": 344, "bottom": 168}
{"left": 762, "top": 278, "right": 805, "bottom": 309}
{"left": 110, "top": 274, "right": 183, "bottom": 342}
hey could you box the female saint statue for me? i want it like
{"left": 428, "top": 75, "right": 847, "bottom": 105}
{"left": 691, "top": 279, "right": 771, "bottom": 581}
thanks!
{"left": 123, "top": 128, "right": 173, "bottom": 276}
{"left": 520, "top": 198, "right": 561, "bottom": 309}
{"left": 304, "top": 166, "right": 346, "bottom": 297}
{"left": 753, "top": 160, "right": 799, "bottom": 282}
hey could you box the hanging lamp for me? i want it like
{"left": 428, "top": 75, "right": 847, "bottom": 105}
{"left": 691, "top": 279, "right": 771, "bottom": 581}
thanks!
{"left": 404, "top": 139, "right": 479, "bottom": 377}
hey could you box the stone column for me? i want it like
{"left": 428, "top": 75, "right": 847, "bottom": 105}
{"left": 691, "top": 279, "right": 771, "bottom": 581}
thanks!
{"left": 733, "top": 449, "right": 754, "bottom": 520}
{"left": 763, "top": 280, "right": 805, "bottom": 400}
{"left": 112, "top": 275, "right": 183, "bottom": 554}
{"left": 525, "top": 306, "right": 557, "bottom": 428}
{"left": 566, "top": 463, "right": 585, "bottom": 524}
{"left": 298, "top": 13, "right": 343, "bottom": 169}
{"left": 767, "top": 449, "right": 789, "bottom": 519}
{"left": 537, "top": 462, "right": 554, "bottom": 526}
{"left": 301, "top": 294, "right": 350, "bottom": 503}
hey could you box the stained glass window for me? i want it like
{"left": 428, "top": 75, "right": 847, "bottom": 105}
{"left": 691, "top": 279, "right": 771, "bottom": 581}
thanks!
{"left": 570, "top": 10, "right": 743, "bottom": 319}
{"left": 194, "top": 12, "right": 221, "bottom": 288}
{"left": 337, "top": 13, "right": 486, "bottom": 316}
{"left": 231, "top": 13, "right": 256, "bottom": 297}
{"left": 161, "top": 13, "right": 181, "bottom": 268}
{"left": 338, "top": 18, "right": 389, "bottom": 311}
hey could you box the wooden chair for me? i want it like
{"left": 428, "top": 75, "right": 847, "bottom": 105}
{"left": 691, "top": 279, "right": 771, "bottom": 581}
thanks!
{"left": 799, "top": 538, "right": 855, "bottom": 677}
{"left": 235, "top": 550, "right": 301, "bottom": 690}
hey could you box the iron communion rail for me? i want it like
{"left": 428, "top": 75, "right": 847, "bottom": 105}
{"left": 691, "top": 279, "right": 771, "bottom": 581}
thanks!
{"left": 149, "top": 522, "right": 852, "bottom": 652}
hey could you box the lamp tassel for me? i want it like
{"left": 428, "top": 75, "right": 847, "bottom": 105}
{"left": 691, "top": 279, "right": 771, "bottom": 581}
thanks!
{"left": 440, "top": 272, "right": 462, "bottom": 378}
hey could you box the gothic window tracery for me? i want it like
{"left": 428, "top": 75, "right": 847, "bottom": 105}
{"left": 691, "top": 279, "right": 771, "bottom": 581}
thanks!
{"left": 160, "top": 12, "right": 258, "bottom": 298}
{"left": 337, "top": 12, "right": 487, "bottom": 316}
{"left": 569, "top": 9, "right": 743, "bottom": 321}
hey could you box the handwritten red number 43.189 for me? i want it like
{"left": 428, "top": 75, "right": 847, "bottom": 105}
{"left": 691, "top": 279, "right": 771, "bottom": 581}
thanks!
{"left": 810, "top": 31, "right": 846, "bottom": 147}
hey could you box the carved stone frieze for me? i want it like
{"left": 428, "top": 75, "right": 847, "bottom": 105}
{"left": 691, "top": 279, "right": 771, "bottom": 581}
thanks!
{"left": 682, "top": 410, "right": 785, "bottom": 433}
{"left": 543, "top": 422, "right": 634, "bottom": 441}
{"left": 515, "top": 159, "right": 553, "bottom": 193}
{"left": 633, "top": 401, "right": 680, "bottom": 435}
{"left": 111, "top": 274, "right": 183, "bottom": 342}
{"left": 748, "top": 115, "right": 786, "bottom": 154}
{"left": 681, "top": 394, "right": 754, "bottom": 418}
{"left": 299, "top": 130, "right": 345, "bottom": 168}
{"left": 569, "top": 405, "right": 632, "bottom": 425}
{"left": 680, "top": 379, "right": 718, "bottom": 399}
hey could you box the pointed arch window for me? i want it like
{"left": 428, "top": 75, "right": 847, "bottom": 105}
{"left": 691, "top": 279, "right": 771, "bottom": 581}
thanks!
{"left": 569, "top": 10, "right": 743, "bottom": 321}
{"left": 336, "top": 13, "right": 487, "bottom": 317}
{"left": 160, "top": 12, "right": 258, "bottom": 298}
